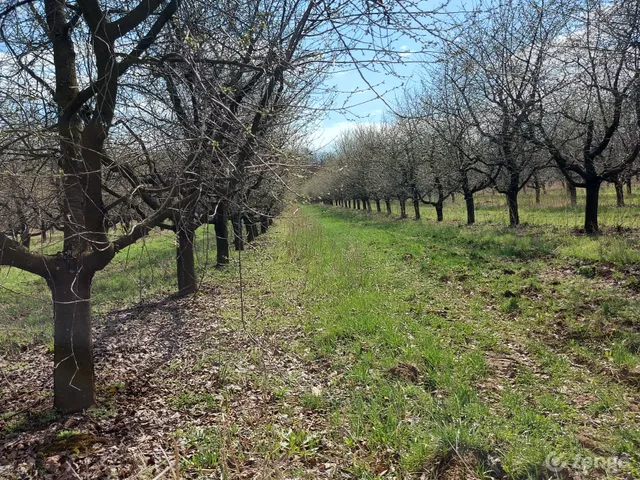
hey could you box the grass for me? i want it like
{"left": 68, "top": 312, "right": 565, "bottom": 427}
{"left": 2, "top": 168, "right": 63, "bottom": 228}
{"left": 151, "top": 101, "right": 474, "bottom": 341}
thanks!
{"left": 0, "top": 225, "right": 221, "bottom": 352}
{"left": 1, "top": 185, "right": 640, "bottom": 478}
{"left": 234, "top": 199, "right": 639, "bottom": 478}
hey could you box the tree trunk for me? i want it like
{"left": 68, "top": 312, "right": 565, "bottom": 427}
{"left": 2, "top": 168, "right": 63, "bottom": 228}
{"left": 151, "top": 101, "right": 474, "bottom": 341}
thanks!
{"left": 615, "top": 180, "right": 625, "bottom": 207}
{"left": 232, "top": 215, "right": 244, "bottom": 251}
{"left": 375, "top": 199, "right": 381, "bottom": 213}
{"left": 260, "top": 214, "right": 269, "bottom": 234}
{"left": 451, "top": 192, "right": 455, "bottom": 204}
{"left": 413, "top": 198, "right": 420, "bottom": 220}
{"left": 356, "top": 199, "right": 361, "bottom": 210}
{"left": 585, "top": 182, "right": 600, "bottom": 234}
{"left": 50, "top": 265, "right": 94, "bottom": 413}
{"left": 399, "top": 198, "right": 407, "bottom": 219}
{"left": 20, "top": 232, "right": 31, "bottom": 249}
{"left": 213, "top": 204, "right": 229, "bottom": 267}
{"left": 385, "top": 198, "right": 391, "bottom": 214}
{"left": 567, "top": 182, "right": 577, "bottom": 206}
{"left": 435, "top": 203, "right": 444, "bottom": 222}
{"left": 177, "top": 226, "right": 197, "bottom": 296}
{"left": 464, "top": 191, "right": 475, "bottom": 225}
{"left": 506, "top": 189, "right": 519, "bottom": 226}
{"left": 626, "top": 178, "right": 632, "bottom": 196}
{"left": 246, "top": 216, "right": 256, "bottom": 243}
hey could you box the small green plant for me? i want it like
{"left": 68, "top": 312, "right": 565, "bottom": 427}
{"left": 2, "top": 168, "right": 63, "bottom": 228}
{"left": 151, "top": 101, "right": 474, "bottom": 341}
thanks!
{"left": 279, "top": 428, "right": 319, "bottom": 458}
{"left": 301, "top": 392, "right": 325, "bottom": 411}
{"left": 178, "top": 427, "right": 222, "bottom": 469}
{"left": 170, "top": 390, "right": 218, "bottom": 411}
{"left": 577, "top": 265, "right": 597, "bottom": 278}
{"left": 501, "top": 296, "right": 520, "bottom": 313}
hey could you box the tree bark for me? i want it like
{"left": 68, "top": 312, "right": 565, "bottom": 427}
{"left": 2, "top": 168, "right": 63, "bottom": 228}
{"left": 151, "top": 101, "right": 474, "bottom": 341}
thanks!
{"left": 356, "top": 199, "right": 361, "bottom": 210}
{"left": 246, "top": 216, "right": 256, "bottom": 243}
{"left": 399, "top": 198, "right": 407, "bottom": 219}
{"left": 506, "top": 189, "right": 519, "bottom": 226}
{"left": 385, "top": 198, "right": 391, "bottom": 214}
{"left": 451, "top": 192, "right": 455, "bottom": 204}
{"left": 232, "top": 214, "right": 244, "bottom": 251}
{"left": 435, "top": 203, "right": 444, "bottom": 222}
{"left": 213, "top": 203, "right": 229, "bottom": 266}
{"left": 176, "top": 226, "right": 197, "bottom": 296}
{"left": 567, "top": 182, "right": 577, "bottom": 206}
{"left": 626, "top": 178, "right": 632, "bottom": 196}
{"left": 260, "top": 214, "right": 269, "bottom": 234}
{"left": 50, "top": 263, "right": 94, "bottom": 413}
{"left": 464, "top": 191, "right": 475, "bottom": 225}
{"left": 534, "top": 175, "right": 541, "bottom": 204}
{"left": 20, "top": 231, "right": 31, "bottom": 250}
{"left": 615, "top": 179, "right": 625, "bottom": 207}
{"left": 413, "top": 193, "right": 420, "bottom": 220}
{"left": 585, "top": 182, "right": 600, "bottom": 234}
{"left": 375, "top": 199, "right": 381, "bottom": 213}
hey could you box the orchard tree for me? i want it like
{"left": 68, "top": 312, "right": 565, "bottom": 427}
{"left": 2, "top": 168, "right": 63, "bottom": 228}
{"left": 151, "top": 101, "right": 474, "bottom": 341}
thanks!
{"left": 439, "top": 0, "right": 564, "bottom": 226}
{"left": 533, "top": 0, "right": 639, "bottom": 232}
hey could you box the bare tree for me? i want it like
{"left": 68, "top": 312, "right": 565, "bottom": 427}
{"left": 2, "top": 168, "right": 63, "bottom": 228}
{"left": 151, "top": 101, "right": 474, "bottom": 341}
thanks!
{"left": 532, "top": 0, "right": 640, "bottom": 232}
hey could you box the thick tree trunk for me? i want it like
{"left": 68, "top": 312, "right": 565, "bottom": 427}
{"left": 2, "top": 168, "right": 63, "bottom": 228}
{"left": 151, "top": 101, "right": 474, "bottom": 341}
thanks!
{"left": 375, "top": 199, "right": 381, "bottom": 213}
{"left": 232, "top": 215, "right": 244, "bottom": 251}
{"left": 435, "top": 203, "right": 444, "bottom": 222}
{"left": 567, "top": 182, "right": 577, "bottom": 206}
{"left": 177, "top": 227, "right": 197, "bottom": 296}
{"left": 260, "top": 214, "right": 269, "bottom": 234}
{"left": 506, "top": 189, "right": 519, "bottom": 226}
{"left": 385, "top": 198, "right": 391, "bottom": 214}
{"left": 213, "top": 204, "right": 229, "bottom": 266}
{"left": 50, "top": 265, "right": 94, "bottom": 413}
{"left": 464, "top": 191, "right": 475, "bottom": 225}
{"left": 399, "top": 198, "right": 407, "bottom": 219}
{"left": 615, "top": 180, "right": 624, "bottom": 207}
{"left": 585, "top": 182, "right": 600, "bottom": 234}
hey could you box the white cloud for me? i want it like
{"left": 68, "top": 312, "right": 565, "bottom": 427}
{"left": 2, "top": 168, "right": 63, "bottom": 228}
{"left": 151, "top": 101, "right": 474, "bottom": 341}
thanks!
{"left": 308, "top": 121, "right": 374, "bottom": 151}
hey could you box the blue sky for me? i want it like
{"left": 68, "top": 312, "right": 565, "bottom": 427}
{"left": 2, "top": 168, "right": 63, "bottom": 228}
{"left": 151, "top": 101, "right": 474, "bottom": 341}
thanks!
{"left": 310, "top": 39, "right": 425, "bottom": 151}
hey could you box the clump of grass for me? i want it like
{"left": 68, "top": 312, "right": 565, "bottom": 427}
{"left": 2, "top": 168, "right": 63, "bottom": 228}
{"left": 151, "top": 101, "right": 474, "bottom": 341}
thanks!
{"left": 178, "top": 427, "right": 222, "bottom": 469}
{"left": 300, "top": 392, "right": 325, "bottom": 411}
{"left": 169, "top": 390, "right": 219, "bottom": 411}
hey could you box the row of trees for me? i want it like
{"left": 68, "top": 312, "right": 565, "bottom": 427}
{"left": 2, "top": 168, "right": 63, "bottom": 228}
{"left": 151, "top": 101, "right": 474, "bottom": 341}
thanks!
{"left": 0, "top": 0, "right": 435, "bottom": 412}
{"left": 307, "top": 0, "right": 640, "bottom": 231}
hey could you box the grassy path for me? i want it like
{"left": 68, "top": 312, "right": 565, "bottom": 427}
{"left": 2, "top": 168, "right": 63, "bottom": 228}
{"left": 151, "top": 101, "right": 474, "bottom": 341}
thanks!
{"left": 242, "top": 205, "right": 639, "bottom": 478}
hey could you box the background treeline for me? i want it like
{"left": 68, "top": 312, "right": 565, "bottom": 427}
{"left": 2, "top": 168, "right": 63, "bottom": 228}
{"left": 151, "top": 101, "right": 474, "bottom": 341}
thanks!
{"left": 306, "top": 0, "right": 640, "bottom": 232}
